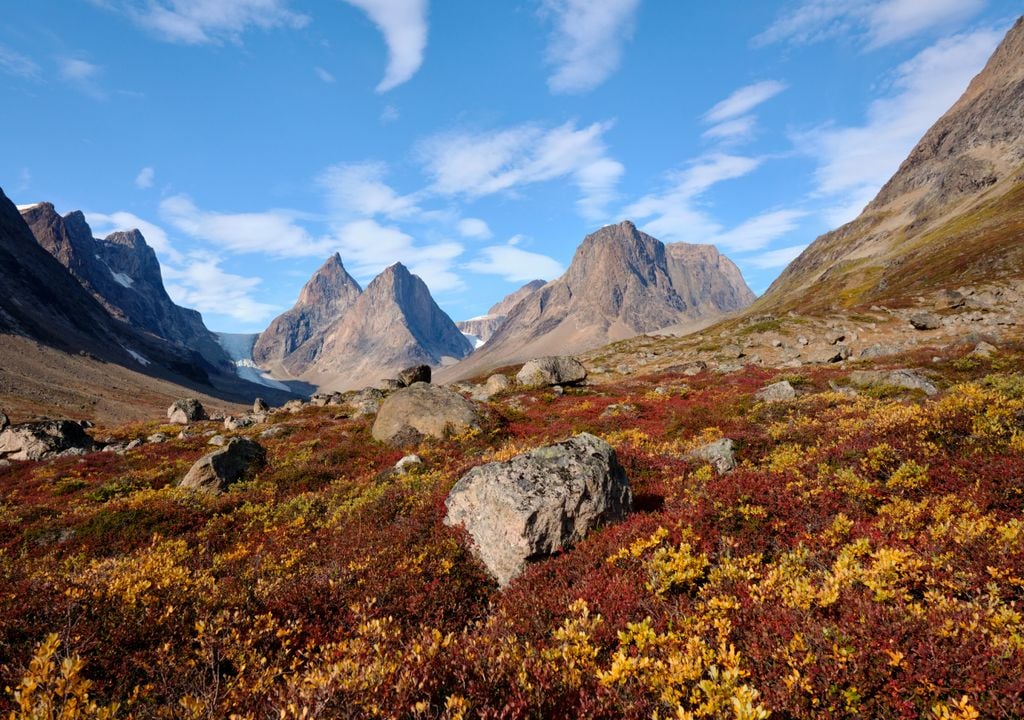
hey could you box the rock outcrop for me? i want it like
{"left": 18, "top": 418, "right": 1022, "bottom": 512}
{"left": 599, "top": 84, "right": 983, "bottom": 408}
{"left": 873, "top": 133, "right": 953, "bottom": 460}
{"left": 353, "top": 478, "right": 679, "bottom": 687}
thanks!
{"left": 179, "top": 438, "right": 266, "bottom": 493}
{"left": 455, "top": 279, "right": 547, "bottom": 345}
{"left": 444, "top": 433, "right": 632, "bottom": 586}
{"left": 371, "top": 382, "right": 481, "bottom": 446}
{"left": 0, "top": 420, "right": 95, "bottom": 461}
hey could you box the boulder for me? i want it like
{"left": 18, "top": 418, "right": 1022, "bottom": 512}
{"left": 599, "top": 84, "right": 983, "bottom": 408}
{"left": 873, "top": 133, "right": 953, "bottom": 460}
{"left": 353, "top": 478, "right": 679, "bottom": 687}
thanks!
{"left": 167, "top": 398, "right": 207, "bottom": 425}
{"left": 910, "top": 312, "right": 942, "bottom": 330}
{"left": 444, "top": 433, "right": 631, "bottom": 586}
{"left": 935, "top": 289, "right": 965, "bottom": 309}
{"left": 179, "top": 438, "right": 266, "bottom": 494}
{"left": 686, "top": 438, "right": 736, "bottom": 473}
{"left": 380, "top": 378, "right": 404, "bottom": 391}
{"left": 208, "top": 434, "right": 227, "bottom": 447}
{"left": 859, "top": 343, "right": 901, "bottom": 360}
{"left": 970, "top": 341, "right": 998, "bottom": 358}
{"left": 394, "top": 454, "right": 422, "bottom": 474}
{"left": 398, "top": 364, "right": 431, "bottom": 387}
{"left": 472, "top": 374, "right": 511, "bottom": 401}
{"left": 0, "top": 420, "right": 95, "bottom": 461}
{"left": 348, "top": 387, "right": 384, "bottom": 417}
{"left": 146, "top": 433, "right": 167, "bottom": 444}
{"left": 516, "top": 356, "right": 587, "bottom": 388}
{"left": 253, "top": 398, "right": 269, "bottom": 414}
{"left": 282, "top": 399, "right": 305, "bottom": 414}
{"left": 755, "top": 380, "right": 796, "bottom": 403}
{"left": 371, "top": 383, "right": 482, "bottom": 446}
{"left": 224, "top": 415, "right": 255, "bottom": 431}
{"left": 825, "top": 329, "right": 846, "bottom": 345}
{"left": 259, "top": 425, "right": 288, "bottom": 440}
{"left": 848, "top": 369, "right": 938, "bottom": 396}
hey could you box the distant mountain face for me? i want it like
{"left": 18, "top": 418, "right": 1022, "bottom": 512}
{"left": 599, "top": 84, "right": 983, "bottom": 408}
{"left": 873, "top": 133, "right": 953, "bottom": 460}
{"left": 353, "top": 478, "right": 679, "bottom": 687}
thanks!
{"left": 442, "top": 220, "right": 755, "bottom": 378}
{"left": 761, "top": 16, "right": 1024, "bottom": 312}
{"left": 19, "top": 203, "right": 230, "bottom": 368}
{"left": 252, "top": 253, "right": 362, "bottom": 367}
{"left": 455, "top": 279, "right": 547, "bottom": 345}
{"left": 257, "top": 260, "right": 473, "bottom": 391}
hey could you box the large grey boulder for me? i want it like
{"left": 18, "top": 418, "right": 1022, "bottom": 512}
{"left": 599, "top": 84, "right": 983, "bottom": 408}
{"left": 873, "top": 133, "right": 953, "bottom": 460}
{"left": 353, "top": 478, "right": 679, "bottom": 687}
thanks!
{"left": 472, "top": 373, "right": 512, "bottom": 402}
{"left": 755, "top": 380, "right": 796, "bottom": 403}
{"left": 0, "top": 420, "right": 95, "bottom": 461}
{"left": 179, "top": 438, "right": 266, "bottom": 494}
{"left": 167, "top": 398, "right": 207, "bottom": 425}
{"left": 910, "top": 312, "right": 942, "bottom": 330}
{"left": 398, "top": 364, "right": 431, "bottom": 387}
{"left": 444, "top": 433, "right": 631, "bottom": 586}
{"left": 516, "top": 356, "right": 587, "bottom": 388}
{"left": 848, "top": 369, "right": 938, "bottom": 396}
{"left": 371, "top": 383, "right": 482, "bottom": 445}
{"left": 859, "top": 343, "right": 901, "bottom": 360}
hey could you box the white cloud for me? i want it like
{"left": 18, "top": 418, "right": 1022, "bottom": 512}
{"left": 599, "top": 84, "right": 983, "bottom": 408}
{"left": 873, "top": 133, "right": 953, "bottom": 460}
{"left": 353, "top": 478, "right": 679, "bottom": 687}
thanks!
{"left": 135, "top": 167, "right": 155, "bottom": 189}
{"left": 755, "top": 0, "right": 986, "bottom": 48}
{"left": 160, "top": 194, "right": 337, "bottom": 258}
{"left": 798, "top": 28, "right": 1002, "bottom": 224}
{"left": 341, "top": 0, "right": 428, "bottom": 92}
{"left": 0, "top": 44, "right": 41, "bottom": 80}
{"left": 747, "top": 244, "right": 809, "bottom": 269}
{"left": 464, "top": 244, "right": 565, "bottom": 283}
{"left": 705, "top": 80, "right": 787, "bottom": 123}
{"left": 456, "top": 218, "right": 492, "bottom": 240}
{"left": 114, "top": 0, "right": 309, "bottom": 44}
{"left": 703, "top": 116, "right": 757, "bottom": 142}
{"left": 315, "top": 66, "right": 335, "bottom": 83}
{"left": 318, "top": 161, "right": 422, "bottom": 219}
{"left": 334, "top": 218, "right": 464, "bottom": 292}
{"left": 162, "top": 254, "right": 280, "bottom": 323}
{"left": 627, "top": 154, "right": 762, "bottom": 243}
{"left": 711, "top": 209, "right": 808, "bottom": 253}
{"left": 86, "top": 210, "right": 180, "bottom": 261}
{"left": 541, "top": 0, "right": 641, "bottom": 94}
{"left": 380, "top": 104, "right": 400, "bottom": 123}
{"left": 420, "top": 120, "right": 623, "bottom": 221}
{"left": 58, "top": 58, "right": 105, "bottom": 98}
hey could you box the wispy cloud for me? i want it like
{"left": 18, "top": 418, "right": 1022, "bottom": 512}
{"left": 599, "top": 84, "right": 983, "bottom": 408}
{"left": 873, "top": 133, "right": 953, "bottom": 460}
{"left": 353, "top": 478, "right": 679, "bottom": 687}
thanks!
{"left": 540, "top": 0, "right": 641, "bottom": 94}
{"left": 747, "top": 243, "right": 809, "bottom": 269}
{"left": 797, "top": 27, "right": 1002, "bottom": 224}
{"left": 135, "top": 167, "right": 155, "bottom": 189}
{"left": 702, "top": 115, "right": 757, "bottom": 142}
{"left": 314, "top": 66, "right": 335, "bottom": 83}
{"left": 162, "top": 253, "right": 280, "bottom": 323}
{"left": 318, "top": 161, "right": 423, "bottom": 220}
{"left": 711, "top": 209, "right": 809, "bottom": 253}
{"left": 464, "top": 242, "right": 565, "bottom": 283}
{"left": 705, "top": 80, "right": 788, "bottom": 123}
{"left": 755, "top": 0, "right": 986, "bottom": 49}
{"left": 160, "top": 194, "right": 337, "bottom": 258}
{"left": 419, "top": 120, "right": 623, "bottom": 221}
{"left": 110, "top": 0, "right": 309, "bottom": 44}
{"left": 58, "top": 58, "right": 105, "bottom": 99}
{"left": 342, "top": 0, "right": 428, "bottom": 92}
{"left": 456, "top": 218, "right": 492, "bottom": 240}
{"left": 333, "top": 218, "right": 464, "bottom": 292}
{"left": 0, "top": 44, "right": 41, "bottom": 80}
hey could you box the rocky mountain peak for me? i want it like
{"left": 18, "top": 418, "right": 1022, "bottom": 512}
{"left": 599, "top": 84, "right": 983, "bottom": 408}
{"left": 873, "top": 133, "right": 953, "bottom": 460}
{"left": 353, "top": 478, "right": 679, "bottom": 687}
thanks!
{"left": 488, "top": 279, "right": 546, "bottom": 317}
{"left": 296, "top": 252, "right": 362, "bottom": 308}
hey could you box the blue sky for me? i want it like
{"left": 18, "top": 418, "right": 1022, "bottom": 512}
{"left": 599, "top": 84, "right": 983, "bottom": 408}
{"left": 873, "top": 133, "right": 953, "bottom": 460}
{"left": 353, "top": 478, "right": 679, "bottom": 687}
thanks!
{"left": 1, "top": 1, "right": 1020, "bottom": 332}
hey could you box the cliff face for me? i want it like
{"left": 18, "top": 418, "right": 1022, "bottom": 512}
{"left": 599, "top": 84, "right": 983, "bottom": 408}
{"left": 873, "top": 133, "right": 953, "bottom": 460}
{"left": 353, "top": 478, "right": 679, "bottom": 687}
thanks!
{"left": 252, "top": 253, "right": 363, "bottom": 367}
{"left": 455, "top": 279, "right": 548, "bottom": 345}
{"left": 762, "top": 16, "right": 1024, "bottom": 312}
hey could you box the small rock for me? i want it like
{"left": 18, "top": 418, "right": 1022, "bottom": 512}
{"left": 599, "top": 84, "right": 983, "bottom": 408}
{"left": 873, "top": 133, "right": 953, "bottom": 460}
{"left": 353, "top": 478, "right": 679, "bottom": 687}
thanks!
{"left": 970, "top": 341, "right": 998, "bottom": 358}
{"left": 179, "top": 438, "right": 266, "bottom": 494}
{"left": 398, "top": 364, "right": 431, "bottom": 387}
{"left": 472, "top": 374, "right": 511, "bottom": 402}
{"left": 167, "top": 398, "right": 207, "bottom": 425}
{"left": 253, "top": 398, "right": 269, "bottom": 414}
{"left": 380, "top": 378, "right": 404, "bottom": 391}
{"left": 771, "top": 339, "right": 783, "bottom": 348}
{"left": 309, "top": 393, "right": 332, "bottom": 408}
{"left": 910, "top": 313, "right": 942, "bottom": 331}
{"left": 601, "top": 403, "right": 638, "bottom": 418}
{"left": 371, "top": 383, "right": 482, "bottom": 446}
{"left": 721, "top": 344, "right": 745, "bottom": 359}
{"left": 935, "top": 289, "right": 965, "bottom": 310}
{"left": 552, "top": 385, "right": 565, "bottom": 396}
{"left": 208, "top": 434, "right": 227, "bottom": 446}
{"left": 282, "top": 399, "right": 305, "bottom": 414}
{"left": 146, "top": 433, "right": 167, "bottom": 444}
{"left": 224, "top": 415, "right": 255, "bottom": 431}
{"left": 348, "top": 387, "right": 385, "bottom": 417}
{"left": 125, "top": 439, "right": 143, "bottom": 451}
{"left": 444, "top": 433, "right": 631, "bottom": 586}
{"left": 848, "top": 369, "right": 938, "bottom": 396}
{"left": 259, "top": 425, "right": 288, "bottom": 440}
{"left": 797, "top": 336, "right": 809, "bottom": 346}
{"left": 825, "top": 329, "right": 846, "bottom": 345}
{"left": 859, "top": 344, "right": 901, "bottom": 360}
{"left": 755, "top": 380, "right": 797, "bottom": 403}
{"left": 686, "top": 438, "right": 736, "bottom": 474}
{"left": 517, "top": 356, "right": 587, "bottom": 388}
{"left": 394, "top": 454, "right": 422, "bottom": 474}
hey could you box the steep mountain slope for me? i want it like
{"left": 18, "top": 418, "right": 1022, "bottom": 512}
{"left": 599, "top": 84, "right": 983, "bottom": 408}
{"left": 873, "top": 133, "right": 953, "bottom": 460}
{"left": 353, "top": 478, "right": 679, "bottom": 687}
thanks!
{"left": 252, "top": 253, "right": 363, "bottom": 370}
{"left": 20, "top": 203, "right": 230, "bottom": 368}
{"left": 455, "top": 279, "right": 547, "bottom": 345}
{"left": 294, "top": 263, "right": 473, "bottom": 391}
{"left": 440, "top": 221, "right": 754, "bottom": 380}
{"left": 760, "top": 16, "right": 1024, "bottom": 312}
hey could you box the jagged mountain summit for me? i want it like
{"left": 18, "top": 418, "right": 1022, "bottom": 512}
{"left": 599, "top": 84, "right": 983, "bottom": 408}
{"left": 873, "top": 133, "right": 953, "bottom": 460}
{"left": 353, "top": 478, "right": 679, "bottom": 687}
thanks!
{"left": 456, "top": 279, "right": 547, "bottom": 346}
{"left": 761, "top": 15, "right": 1024, "bottom": 312}
{"left": 259, "top": 261, "right": 473, "bottom": 391}
{"left": 440, "top": 220, "right": 755, "bottom": 380}
{"left": 253, "top": 253, "right": 363, "bottom": 370}
{"left": 19, "top": 202, "right": 229, "bottom": 368}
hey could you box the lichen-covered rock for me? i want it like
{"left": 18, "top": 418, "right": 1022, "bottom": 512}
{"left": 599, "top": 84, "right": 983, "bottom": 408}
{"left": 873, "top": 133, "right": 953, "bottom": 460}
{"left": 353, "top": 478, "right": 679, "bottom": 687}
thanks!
{"left": 179, "top": 438, "right": 266, "bottom": 494}
{"left": 371, "top": 383, "right": 481, "bottom": 446}
{"left": 516, "top": 356, "right": 587, "bottom": 388}
{"left": 848, "top": 369, "right": 938, "bottom": 396}
{"left": 755, "top": 380, "right": 796, "bottom": 403}
{"left": 0, "top": 420, "right": 95, "bottom": 461}
{"left": 167, "top": 398, "right": 207, "bottom": 425}
{"left": 686, "top": 438, "right": 736, "bottom": 473}
{"left": 472, "top": 373, "right": 511, "bottom": 401}
{"left": 444, "top": 433, "right": 631, "bottom": 586}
